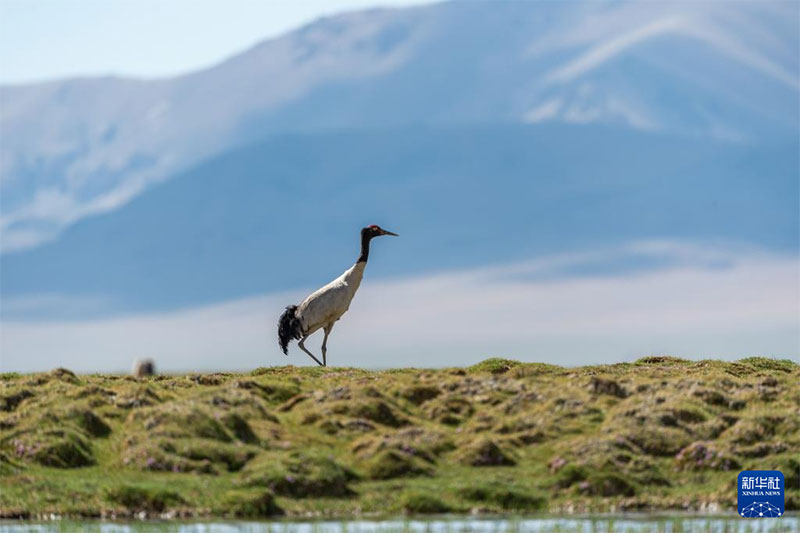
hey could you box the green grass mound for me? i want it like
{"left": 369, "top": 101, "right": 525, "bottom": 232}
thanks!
{"left": 398, "top": 385, "right": 441, "bottom": 405}
{"left": 736, "top": 357, "right": 797, "bottom": 373}
{"left": 402, "top": 492, "right": 451, "bottom": 514}
{"left": 621, "top": 426, "right": 691, "bottom": 457}
{"left": 362, "top": 449, "right": 434, "bottom": 480}
{"left": 193, "top": 386, "right": 279, "bottom": 423}
{"left": 692, "top": 387, "right": 732, "bottom": 408}
{"left": 220, "top": 413, "right": 259, "bottom": 444}
{"left": 734, "top": 442, "right": 788, "bottom": 458}
{"left": 578, "top": 472, "right": 637, "bottom": 497}
{"left": 550, "top": 436, "right": 672, "bottom": 492}
{"left": 11, "top": 428, "right": 95, "bottom": 468}
{"left": 607, "top": 395, "right": 699, "bottom": 456}
{"left": 346, "top": 399, "right": 406, "bottom": 427}
{"left": 616, "top": 395, "right": 711, "bottom": 425}
{"left": 496, "top": 415, "right": 545, "bottom": 442}
{"left": 241, "top": 450, "right": 356, "bottom": 498}
{"left": 46, "top": 406, "right": 111, "bottom": 437}
{"left": 468, "top": 358, "right": 522, "bottom": 374}
{"left": 126, "top": 404, "right": 234, "bottom": 442}
{"left": 218, "top": 489, "right": 284, "bottom": 517}
{"left": 0, "top": 389, "right": 34, "bottom": 412}
{"left": 352, "top": 427, "right": 454, "bottom": 463}
{"left": 725, "top": 419, "right": 771, "bottom": 446}
{"left": 552, "top": 463, "right": 589, "bottom": 489}
{"left": 298, "top": 386, "right": 408, "bottom": 429}
{"left": 105, "top": 485, "right": 184, "bottom": 513}
{"left": 634, "top": 356, "right": 691, "bottom": 366}
{"left": 0, "top": 396, "right": 112, "bottom": 469}
{"left": 351, "top": 427, "right": 453, "bottom": 479}
{"left": 425, "top": 396, "right": 475, "bottom": 426}
{"left": 588, "top": 376, "right": 629, "bottom": 398}
{"left": 187, "top": 373, "right": 229, "bottom": 386}
{"left": 458, "top": 483, "right": 545, "bottom": 511}
{"left": 0, "top": 450, "right": 22, "bottom": 476}
{"left": 113, "top": 384, "right": 163, "bottom": 409}
{"left": 723, "top": 413, "right": 799, "bottom": 446}
{"left": 125, "top": 438, "right": 259, "bottom": 473}
{"left": 774, "top": 457, "right": 800, "bottom": 487}
{"left": 3, "top": 406, "right": 111, "bottom": 469}
{"left": 121, "top": 402, "right": 262, "bottom": 473}
{"left": 49, "top": 368, "right": 79, "bottom": 384}
{"left": 674, "top": 441, "right": 740, "bottom": 471}
{"left": 454, "top": 438, "right": 515, "bottom": 467}
{"left": 229, "top": 378, "right": 300, "bottom": 404}
{"left": 551, "top": 463, "right": 637, "bottom": 497}
{"left": 508, "top": 362, "right": 563, "bottom": 378}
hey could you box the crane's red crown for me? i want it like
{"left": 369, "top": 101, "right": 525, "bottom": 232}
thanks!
{"left": 362, "top": 225, "right": 398, "bottom": 237}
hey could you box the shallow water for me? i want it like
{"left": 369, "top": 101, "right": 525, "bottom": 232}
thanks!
{"left": 1, "top": 515, "right": 798, "bottom": 533}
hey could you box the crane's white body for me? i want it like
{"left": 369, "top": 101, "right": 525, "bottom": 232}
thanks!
{"left": 279, "top": 224, "right": 396, "bottom": 366}
{"left": 296, "top": 261, "right": 365, "bottom": 336}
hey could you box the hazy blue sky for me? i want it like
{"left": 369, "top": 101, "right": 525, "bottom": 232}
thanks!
{"left": 0, "top": 0, "right": 429, "bottom": 84}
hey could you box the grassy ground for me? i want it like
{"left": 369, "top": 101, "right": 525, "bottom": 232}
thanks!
{"left": 0, "top": 357, "right": 798, "bottom": 519}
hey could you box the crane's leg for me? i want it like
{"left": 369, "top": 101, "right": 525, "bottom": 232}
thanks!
{"left": 321, "top": 324, "right": 333, "bottom": 367}
{"left": 298, "top": 335, "right": 323, "bottom": 366}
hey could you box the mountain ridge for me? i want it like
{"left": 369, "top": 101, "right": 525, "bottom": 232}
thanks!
{"left": 2, "top": 122, "right": 796, "bottom": 318}
{"left": 1, "top": 1, "right": 797, "bottom": 252}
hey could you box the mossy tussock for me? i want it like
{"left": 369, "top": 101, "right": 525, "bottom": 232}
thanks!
{"left": 0, "top": 356, "right": 798, "bottom": 518}
{"left": 241, "top": 449, "right": 356, "bottom": 497}
{"left": 0, "top": 389, "right": 34, "bottom": 412}
{"left": 217, "top": 489, "right": 283, "bottom": 517}
{"left": 105, "top": 485, "right": 185, "bottom": 513}
{"left": 296, "top": 385, "right": 409, "bottom": 431}
{"left": 401, "top": 492, "right": 452, "bottom": 514}
{"left": 121, "top": 401, "right": 264, "bottom": 474}
{"left": 458, "top": 483, "right": 546, "bottom": 511}
{"left": 0, "top": 395, "right": 111, "bottom": 469}
{"left": 352, "top": 427, "right": 453, "bottom": 479}
{"left": 455, "top": 438, "right": 516, "bottom": 467}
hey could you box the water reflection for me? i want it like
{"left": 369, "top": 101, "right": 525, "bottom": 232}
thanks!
{"left": 1, "top": 516, "right": 798, "bottom": 533}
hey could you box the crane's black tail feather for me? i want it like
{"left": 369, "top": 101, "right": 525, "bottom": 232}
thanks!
{"left": 278, "top": 305, "right": 303, "bottom": 355}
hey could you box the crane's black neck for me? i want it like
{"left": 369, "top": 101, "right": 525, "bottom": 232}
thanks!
{"left": 357, "top": 231, "right": 372, "bottom": 264}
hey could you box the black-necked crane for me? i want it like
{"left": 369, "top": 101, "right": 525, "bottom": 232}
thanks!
{"left": 278, "top": 225, "right": 398, "bottom": 366}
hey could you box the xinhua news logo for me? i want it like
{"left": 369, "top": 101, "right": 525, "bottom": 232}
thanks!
{"left": 738, "top": 470, "right": 784, "bottom": 518}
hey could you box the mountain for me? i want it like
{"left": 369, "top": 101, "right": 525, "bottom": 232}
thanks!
{"left": 2, "top": 123, "right": 797, "bottom": 318}
{"left": 1, "top": 1, "right": 798, "bottom": 253}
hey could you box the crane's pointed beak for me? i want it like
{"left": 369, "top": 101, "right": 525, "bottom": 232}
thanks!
{"left": 382, "top": 230, "right": 399, "bottom": 236}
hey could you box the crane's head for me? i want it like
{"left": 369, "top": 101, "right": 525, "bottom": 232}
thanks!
{"left": 362, "top": 225, "right": 398, "bottom": 238}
